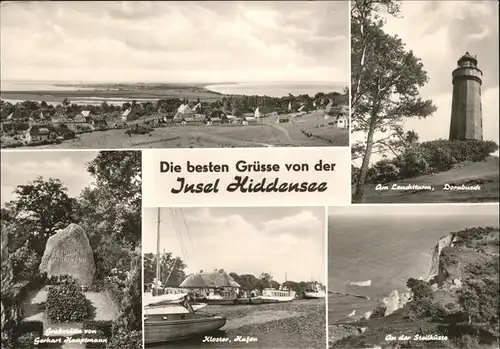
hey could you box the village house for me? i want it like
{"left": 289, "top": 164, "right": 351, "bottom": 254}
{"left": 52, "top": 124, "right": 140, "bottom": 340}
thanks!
{"left": 25, "top": 125, "right": 52, "bottom": 143}
{"left": 242, "top": 116, "right": 258, "bottom": 125}
{"left": 192, "top": 103, "right": 202, "bottom": 112}
{"left": 223, "top": 114, "right": 238, "bottom": 124}
{"left": 157, "top": 113, "right": 175, "bottom": 126}
{"left": 205, "top": 116, "right": 222, "bottom": 126}
{"left": 51, "top": 115, "right": 65, "bottom": 124}
{"left": 242, "top": 112, "right": 254, "bottom": 118}
{"left": 38, "top": 111, "right": 51, "bottom": 124}
{"left": 276, "top": 115, "right": 290, "bottom": 124}
{"left": 180, "top": 114, "right": 204, "bottom": 126}
{"left": 121, "top": 108, "right": 132, "bottom": 122}
{"left": 174, "top": 104, "right": 194, "bottom": 120}
{"left": 336, "top": 114, "right": 348, "bottom": 129}
{"left": 1, "top": 114, "right": 14, "bottom": 133}
{"left": 325, "top": 103, "right": 349, "bottom": 121}
{"left": 75, "top": 110, "right": 92, "bottom": 123}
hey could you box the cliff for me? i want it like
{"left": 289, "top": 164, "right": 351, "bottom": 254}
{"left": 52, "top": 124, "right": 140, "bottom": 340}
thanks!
{"left": 329, "top": 226, "right": 499, "bottom": 349}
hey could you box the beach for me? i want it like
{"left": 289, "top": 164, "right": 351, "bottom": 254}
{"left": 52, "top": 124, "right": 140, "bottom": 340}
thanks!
{"left": 204, "top": 82, "right": 346, "bottom": 98}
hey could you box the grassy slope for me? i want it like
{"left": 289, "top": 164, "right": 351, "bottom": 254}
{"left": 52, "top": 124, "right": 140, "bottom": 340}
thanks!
{"left": 357, "top": 157, "right": 499, "bottom": 203}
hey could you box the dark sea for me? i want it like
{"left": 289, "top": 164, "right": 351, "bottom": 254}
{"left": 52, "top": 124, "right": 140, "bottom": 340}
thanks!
{"left": 147, "top": 299, "right": 326, "bottom": 349}
{"left": 327, "top": 213, "right": 499, "bottom": 324}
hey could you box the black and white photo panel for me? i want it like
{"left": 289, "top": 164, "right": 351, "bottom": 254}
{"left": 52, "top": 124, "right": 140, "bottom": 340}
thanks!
{"left": 351, "top": 0, "right": 499, "bottom": 203}
{"left": 0, "top": 150, "right": 142, "bottom": 348}
{"left": 328, "top": 204, "right": 499, "bottom": 348}
{"left": 1, "top": 1, "right": 349, "bottom": 150}
{"left": 143, "top": 206, "right": 327, "bottom": 349}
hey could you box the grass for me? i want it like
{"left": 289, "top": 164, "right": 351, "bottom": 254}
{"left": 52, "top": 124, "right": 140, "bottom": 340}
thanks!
{"left": 25, "top": 111, "right": 349, "bottom": 149}
{"left": 356, "top": 157, "right": 499, "bottom": 203}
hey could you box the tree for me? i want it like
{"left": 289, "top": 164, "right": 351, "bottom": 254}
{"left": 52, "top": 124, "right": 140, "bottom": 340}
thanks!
{"left": 457, "top": 257, "right": 499, "bottom": 336}
{"left": 85, "top": 151, "right": 141, "bottom": 208}
{"left": 1, "top": 226, "right": 17, "bottom": 349}
{"left": 77, "top": 151, "right": 142, "bottom": 278}
{"left": 143, "top": 252, "right": 187, "bottom": 287}
{"left": 0, "top": 225, "right": 14, "bottom": 299}
{"left": 351, "top": 0, "right": 400, "bottom": 115}
{"left": 4, "top": 177, "right": 76, "bottom": 255}
{"left": 115, "top": 247, "right": 142, "bottom": 331}
{"left": 351, "top": 0, "right": 436, "bottom": 202}
{"left": 259, "top": 272, "right": 273, "bottom": 289}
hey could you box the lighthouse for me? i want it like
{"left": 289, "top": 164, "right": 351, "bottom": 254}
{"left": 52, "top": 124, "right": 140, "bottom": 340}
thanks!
{"left": 449, "top": 52, "right": 483, "bottom": 140}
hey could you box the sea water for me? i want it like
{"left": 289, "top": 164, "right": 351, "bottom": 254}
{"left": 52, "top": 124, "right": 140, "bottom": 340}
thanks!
{"left": 327, "top": 213, "right": 499, "bottom": 323}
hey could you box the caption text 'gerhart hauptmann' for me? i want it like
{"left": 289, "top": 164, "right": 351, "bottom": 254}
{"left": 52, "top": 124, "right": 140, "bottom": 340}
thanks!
{"left": 159, "top": 160, "right": 336, "bottom": 194}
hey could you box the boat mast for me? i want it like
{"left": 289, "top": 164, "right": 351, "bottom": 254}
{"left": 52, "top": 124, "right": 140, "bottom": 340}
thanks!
{"left": 156, "top": 207, "right": 161, "bottom": 288}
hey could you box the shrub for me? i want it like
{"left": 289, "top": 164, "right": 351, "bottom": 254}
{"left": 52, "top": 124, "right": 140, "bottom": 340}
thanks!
{"left": 103, "top": 281, "right": 123, "bottom": 312}
{"left": 407, "top": 278, "right": 433, "bottom": 300}
{"left": 16, "top": 332, "right": 38, "bottom": 349}
{"left": 457, "top": 257, "right": 499, "bottom": 337}
{"left": 371, "top": 159, "right": 401, "bottom": 183}
{"left": 105, "top": 330, "right": 142, "bottom": 349}
{"left": 16, "top": 321, "right": 43, "bottom": 338}
{"left": 46, "top": 275, "right": 78, "bottom": 287}
{"left": 10, "top": 244, "right": 40, "bottom": 282}
{"left": 452, "top": 334, "right": 480, "bottom": 349}
{"left": 82, "top": 320, "right": 113, "bottom": 349}
{"left": 46, "top": 283, "right": 90, "bottom": 323}
{"left": 370, "top": 305, "right": 387, "bottom": 319}
{"left": 366, "top": 139, "right": 499, "bottom": 183}
{"left": 87, "top": 279, "right": 105, "bottom": 292}
{"left": 395, "top": 148, "right": 432, "bottom": 178}
{"left": 407, "top": 297, "right": 447, "bottom": 321}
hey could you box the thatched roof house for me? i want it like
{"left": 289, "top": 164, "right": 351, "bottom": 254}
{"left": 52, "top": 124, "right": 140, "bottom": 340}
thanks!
{"left": 179, "top": 271, "right": 241, "bottom": 288}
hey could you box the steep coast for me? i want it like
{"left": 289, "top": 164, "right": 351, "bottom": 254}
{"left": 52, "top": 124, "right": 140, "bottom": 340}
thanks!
{"left": 329, "top": 226, "right": 500, "bottom": 349}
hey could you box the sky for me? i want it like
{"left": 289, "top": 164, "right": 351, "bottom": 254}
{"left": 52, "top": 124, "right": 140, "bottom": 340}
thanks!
{"left": 0, "top": 151, "right": 98, "bottom": 205}
{"left": 143, "top": 207, "right": 326, "bottom": 284}
{"left": 352, "top": 0, "right": 499, "bottom": 164}
{"left": 0, "top": 1, "right": 348, "bottom": 84}
{"left": 329, "top": 204, "right": 500, "bottom": 217}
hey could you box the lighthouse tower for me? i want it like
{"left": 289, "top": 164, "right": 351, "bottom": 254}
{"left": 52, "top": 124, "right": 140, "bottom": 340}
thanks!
{"left": 449, "top": 52, "right": 483, "bottom": 140}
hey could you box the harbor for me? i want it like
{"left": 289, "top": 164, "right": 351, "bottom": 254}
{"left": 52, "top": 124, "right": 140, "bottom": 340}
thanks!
{"left": 147, "top": 299, "right": 325, "bottom": 348}
{"left": 143, "top": 207, "right": 327, "bottom": 348}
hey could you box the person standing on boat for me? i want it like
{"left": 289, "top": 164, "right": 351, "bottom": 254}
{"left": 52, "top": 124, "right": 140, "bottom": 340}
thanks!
{"left": 181, "top": 294, "right": 195, "bottom": 313}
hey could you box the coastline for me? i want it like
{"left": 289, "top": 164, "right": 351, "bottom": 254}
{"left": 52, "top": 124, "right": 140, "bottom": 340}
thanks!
{"left": 329, "top": 226, "right": 500, "bottom": 348}
{"left": 1, "top": 81, "right": 347, "bottom": 104}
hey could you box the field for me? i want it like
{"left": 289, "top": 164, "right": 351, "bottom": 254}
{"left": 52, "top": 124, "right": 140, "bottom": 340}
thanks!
{"left": 356, "top": 156, "right": 500, "bottom": 203}
{"left": 27, "top": 111, "right": 349, "bottom": 149}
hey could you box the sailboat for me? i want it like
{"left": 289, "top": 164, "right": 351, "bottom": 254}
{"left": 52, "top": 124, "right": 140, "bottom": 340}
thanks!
{"left": 144, "top": 208, "right": 227, "bottom": 345}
